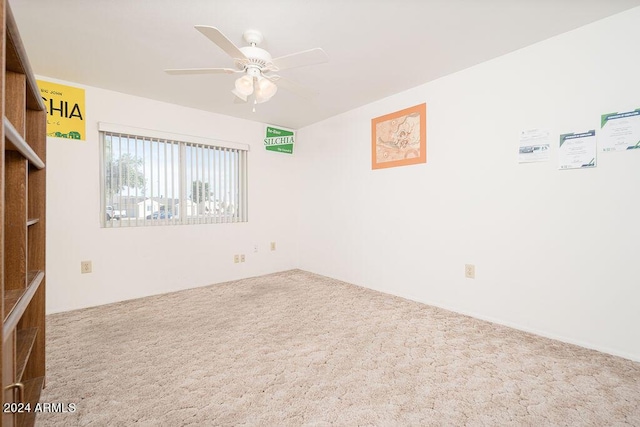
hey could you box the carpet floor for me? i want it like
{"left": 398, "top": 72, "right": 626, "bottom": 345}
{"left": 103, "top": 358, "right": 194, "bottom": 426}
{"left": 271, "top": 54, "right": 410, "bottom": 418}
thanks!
{"left": 37, "top": 270, "right": 640, "bottom": 426}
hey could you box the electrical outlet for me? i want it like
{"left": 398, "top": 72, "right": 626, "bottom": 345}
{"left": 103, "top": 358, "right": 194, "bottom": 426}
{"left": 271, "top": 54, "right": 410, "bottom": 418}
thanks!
{"left": 81, "top": 260, "right": 92, "bottom": 274}
{"left": 270, "top": 242, "right": 276, "bottom": 251}
{"left": 240, "top": 254, "right": 245, "bottom": 263}
{"left": 465, "top": 264, "right": 475, "bottom": 279}
{"left": 234, "top": 254, "right": 239, "bottom": 263}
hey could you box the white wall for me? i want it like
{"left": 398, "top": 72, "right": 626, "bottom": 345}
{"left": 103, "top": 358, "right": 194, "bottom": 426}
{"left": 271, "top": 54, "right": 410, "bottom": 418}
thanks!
{"left": 296, "top": 7, "right": 640, "bottom": 361}
{"left": 45, "top": 79, "right": 299, "bottom": 313}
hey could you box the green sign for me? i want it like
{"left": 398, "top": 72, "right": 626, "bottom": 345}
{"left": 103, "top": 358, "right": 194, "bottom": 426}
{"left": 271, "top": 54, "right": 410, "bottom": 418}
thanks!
{"left": 264, "top": 125, "right": 295, "bottom": 154}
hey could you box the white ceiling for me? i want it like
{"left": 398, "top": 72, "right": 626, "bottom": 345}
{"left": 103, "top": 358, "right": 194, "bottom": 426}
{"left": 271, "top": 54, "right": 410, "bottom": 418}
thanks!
{"left": 11, "top": 0, "right": 640, "bottom": 129}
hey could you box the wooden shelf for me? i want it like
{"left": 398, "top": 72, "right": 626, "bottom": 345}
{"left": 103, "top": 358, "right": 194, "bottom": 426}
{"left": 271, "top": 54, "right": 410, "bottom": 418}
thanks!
{"left": 2, "top": 1, "right": 47, "bottom": 423}
{"left": 16, "top": 376, "right": 45, "bottom": 427}
{"left": 4, "top": 289, "right": 24, "bottom": 320}
{"left": 4, "top": 117, "right": 45, "bottom": 168}
{"left": 16, "top": 328, "right": 38, "bottom": 382}
{"left": 3, "top": 271, "right": 44, "bottom": 339}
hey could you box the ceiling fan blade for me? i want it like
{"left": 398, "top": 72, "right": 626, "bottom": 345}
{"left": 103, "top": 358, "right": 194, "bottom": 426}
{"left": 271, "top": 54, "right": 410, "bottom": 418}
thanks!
{"left": 271, "top": 48, "right": 328, "bottom": 71}
{"left": 272, "top": 76, "right": 318, "bottom": 99}
{"left": 195, "top": 26, "right": 247, "bottom": 60}
{"left": 165, "top": 68, "right": 237, "bottom": 75}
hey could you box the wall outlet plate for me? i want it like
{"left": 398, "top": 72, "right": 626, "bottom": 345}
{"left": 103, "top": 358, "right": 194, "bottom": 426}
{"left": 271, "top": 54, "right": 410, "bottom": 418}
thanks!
{"left": 81, "top": 260, "right": 92, "bottom": 274}
{"left": 240, "top": 254, "right": 246, "bottom": 262}
{"left": 270, "top": 242, "right": 276, "bottom": 251}
{"left": 234, "top": 255, "right": 239, "bottom": 263}
{"left": 465, "top": 264, "right": 475, "bottom": 279}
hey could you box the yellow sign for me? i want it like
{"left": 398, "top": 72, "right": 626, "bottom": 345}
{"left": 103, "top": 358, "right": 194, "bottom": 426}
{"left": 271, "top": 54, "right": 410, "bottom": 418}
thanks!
{"left": 37, "top": 80, "right": 85, "bottom": 140}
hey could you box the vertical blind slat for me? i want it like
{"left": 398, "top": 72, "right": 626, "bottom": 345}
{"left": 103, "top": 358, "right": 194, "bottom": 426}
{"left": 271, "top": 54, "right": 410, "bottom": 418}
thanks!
{"left": 216, "top": 147, "right": 221, "bottom": 224}
{"left": 207, "top": 146, "right": 212, "bottom": 224}
{"left": 135, "top": 137, "right": 140, "bottom": 227}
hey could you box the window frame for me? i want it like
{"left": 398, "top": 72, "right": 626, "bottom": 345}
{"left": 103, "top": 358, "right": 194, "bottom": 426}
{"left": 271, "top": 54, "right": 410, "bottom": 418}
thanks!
{"left": 98, "top": 122, "right": 249, "bottom": 228}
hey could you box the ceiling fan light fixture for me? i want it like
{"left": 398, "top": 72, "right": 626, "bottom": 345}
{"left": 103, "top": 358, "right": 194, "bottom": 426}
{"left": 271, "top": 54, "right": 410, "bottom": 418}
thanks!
{"left": 257, "top": 77, "right": 278, "bottom": 99}
{"left": 234, "top": 74, "right": 254, "bottom": 96}
{"left": 255, "top": 89, "right": 274, "bottom": 104}
{"left": 231, "top": 89, "right": 248, "bottom": 102}
{"left": 255, "top": 77, "right": 278, "bottom": 103}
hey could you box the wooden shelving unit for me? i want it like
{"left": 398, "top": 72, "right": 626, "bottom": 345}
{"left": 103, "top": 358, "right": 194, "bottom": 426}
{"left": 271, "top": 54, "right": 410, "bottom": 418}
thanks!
{"left": 1, "top": 1, "right": 47, "bottom": 426}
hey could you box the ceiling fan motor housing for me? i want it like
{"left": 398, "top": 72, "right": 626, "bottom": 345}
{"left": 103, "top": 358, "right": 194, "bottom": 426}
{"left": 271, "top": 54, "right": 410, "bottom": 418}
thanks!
{"left": 243, "top": 29, "right": 264, "bottom": 46}
{"left": 237, "top": 45, "right": 273, "bottom": 72}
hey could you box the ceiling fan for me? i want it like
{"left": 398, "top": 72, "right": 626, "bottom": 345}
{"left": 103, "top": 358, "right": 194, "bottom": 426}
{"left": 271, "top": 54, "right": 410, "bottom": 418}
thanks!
{"left": 165, "top": 26, "right": 328, "bottom": 108}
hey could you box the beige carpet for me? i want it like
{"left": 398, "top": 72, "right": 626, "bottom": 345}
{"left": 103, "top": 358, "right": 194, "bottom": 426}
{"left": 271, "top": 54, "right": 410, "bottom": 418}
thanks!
{"left": 37, "top": 270, "right": 640, "bottom": 426}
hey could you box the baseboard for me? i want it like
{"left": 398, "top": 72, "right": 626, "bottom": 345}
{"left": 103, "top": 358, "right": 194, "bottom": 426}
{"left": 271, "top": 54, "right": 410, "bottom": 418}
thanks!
{"left": 380, "top": 287, "right": 640, "bottom": 363}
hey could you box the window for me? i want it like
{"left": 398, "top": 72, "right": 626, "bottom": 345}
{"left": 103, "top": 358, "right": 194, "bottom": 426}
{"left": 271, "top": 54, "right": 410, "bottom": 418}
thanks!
{"left": 99, "top": 123, "right": 248, "bottom": 227}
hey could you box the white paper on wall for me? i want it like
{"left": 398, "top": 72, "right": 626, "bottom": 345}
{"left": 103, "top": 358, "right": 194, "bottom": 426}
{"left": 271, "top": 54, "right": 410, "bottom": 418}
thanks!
{"left": 519, "top": 128, "right": 551, "bottom": 163}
